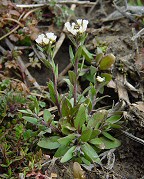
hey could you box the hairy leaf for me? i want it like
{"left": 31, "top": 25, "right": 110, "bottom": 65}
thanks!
{"left": 23, "top": 116, "right": 37, "bottom": 125}
{"left": 74, "top": 104, "right": 87, "bottom": 130}
{"left": 80, "top": 128, "right": 92, "bottom": 142}
{"left": 81, "top": 143, "right": 101, "bottom": 164}
{"left": 58, "top": 134, "right": 76, "bottom": 146}
{"left": 99, "top": 53, "right": 115, "bottom": 70}
{"left": 60, "top": 146, "right": 76, "bottom": 163}
{"left": 38, "top": 136, "right": 60, "bottom": 149}
{"left": 100, "top": 136, "right": 121, "bottom": 149}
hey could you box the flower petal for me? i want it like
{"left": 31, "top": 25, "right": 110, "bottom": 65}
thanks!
{"left": 43, "top": 37, "right": 49, "bottom": 44}
{"left": 96, "top": 76, "right": 105, "bottom": 82}
{"left": 77, "top": 19, "right": 82, "bottom": 25}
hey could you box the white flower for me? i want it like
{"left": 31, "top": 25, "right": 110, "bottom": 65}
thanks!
{"left": 64, "top": 19, "right": 89, "bottom": 36}
{"left": 35, "top": 34, "right": 45, "bottom": 44}
{"left": 35, "top": 32, "right": 57, "bottom": 45}
{"left": 65, "top": 22, "right": 77, "bottom": 36}
{"left": 46, "top": 32, "right": 57, "bottom": 44}
{"left": 96, "top": 76, "right": 105, "bottom": 83}
{"left": 43, "top": 37, "right": 49, "bottom": 44}
{"left": 77, "top": 19, "right": 82, "bottom": 26}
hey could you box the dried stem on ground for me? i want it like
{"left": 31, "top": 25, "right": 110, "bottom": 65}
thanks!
{"left": 16, "top": 1, "right": 96, "bottom": 8}
{"left": 121, "top": 130, "right": 144, "bottom": 145}
{"left": 5, "top": 38, "right": 41, "bottom": 90}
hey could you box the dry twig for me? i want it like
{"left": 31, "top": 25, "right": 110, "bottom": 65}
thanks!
{"left": 5, "top": 38, "right": 41, "bottom": 90}
{"left": 16, "top": 1, "right": 96, "bottom": 8}
{"left": 121, "top": 130, "right": 144, "bottom": 145}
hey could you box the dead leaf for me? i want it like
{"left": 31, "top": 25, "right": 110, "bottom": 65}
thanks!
{"left": 131, "top": 102, "right": 144, "bottom": 112}
{"left": 73, "top": 162, "right": 86, "bottom": 179}
{"left": 5, "top": 60, "right": 18, "bottom": 69}
{"left": 9, "top": 10, "right": 20, "bottom": 16}
{"left": 107, "top": 79, "right": 116, "bottom": 89}
{"left": 9, "top": 34, "right": 19, "bottom": 42}
{"left": 51, "top": 173, "right": 57, "bottom": 178}
{"left": 26, "top": 171, "right": 46, "bottom": 179}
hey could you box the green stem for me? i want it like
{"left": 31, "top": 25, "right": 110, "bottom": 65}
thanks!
{"left": 74, "top": 57, "right": 79, "bottom": 106}
{"left": 52, "top": 68, "right": 61, "bottom": 116}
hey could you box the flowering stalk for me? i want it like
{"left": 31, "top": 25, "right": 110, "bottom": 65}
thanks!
{"left": 74, "top": 50, "right": 79, "bottom": 106}
{"left": 35, "top": 32, "right": 61, "bottom": 115}
{"left": 65, "top": 19, "right": 88, "bottom": 105}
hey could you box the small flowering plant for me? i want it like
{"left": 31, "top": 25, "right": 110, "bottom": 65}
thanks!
{"left": 35, "top": 32, "right": 60, "bottom": 114}
{"left": 20, "top": 19, "right": 122, "bottom": 166}
{"left": 35, "top": 32, "right": 57, "bottom": 61}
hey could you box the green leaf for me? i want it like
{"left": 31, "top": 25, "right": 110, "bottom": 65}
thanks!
{"left": 58, "top": 134, "right": 76, "bottom": 146}
{"left": 87, "top": 110, "right": 108, "bottom": 129}
{"left": 23, "top": 129, "right": 33, "bottom": 140}
{"left": 83, "top": 66, "right": 97, "bottom": 83}
{"left": 19, "top": 109, "right": 33, "bottom": 115}
{"left": 88, "top": 84, "right": 96, "bottom": 102}
{"left": 75, "top": 46, "right": 82, "bottom": 60}
{"left": 48, "top": 80, "right": 56, "bottom": 103}
{"left": 74, "top": 104, "right": 87, "bottom": 130}
{"left": 19, "top": 36, "right": 31, "bottom": 46}
{"left": 23, "top": 116, "right": 37, "bottom": 125}
{"left": 90, "top": 66, "right": 97, "bottom": 76}
{"left": 106, "top": 115, "right": 121, "bottom": 124}
{"left": 38, "top": 128, "right": 51, "bottom": 136}
{"left": 64, "top": 79, "right": 74, "bottom": 97}
{"left": 81, "top": 45, "right": 93, "bottom": 62}
{"left": 60, "top": 146, "right": 76, "bottom": 163}
{"left": 61, "top": 97, "right": 72, "bottom": 117}
{"left": 99, "top": 53, "right": 115, "bottom": 70}
{"left": 38, "top": 136, "right": 60, "bottom": 149}
{"left": 90, "top": 129, "right": 101, "bottom": 139}
{"left": 68, "top": 71, "right": 77, "bottom": 85}
{"left": 83, "top": 98, "right": 92, "bottom": 113}
{"left": 89, "top": 138, "right": 105, "bottom": 149}
{"left": 95, "top": 53, "right": 104, "bottom": 64}
{"left": 55, "top": 145, "right": 70, "bottom": 157}
{"left": 102, "top": 131, "right": 116, "bottom": 141}
{"left": 101, "top": 73, "right": 112, "bottom": 84}
{"left": 81, "top": 143, "right": 101, "bottom": 164}
{"left": 43, "top": 109, "right": 52, "bottom": 122}
{"left": 80, "top": 128, "right": 92, "bottom": 142}
{"left": 89, "top": 138, "right": 103, "bottom": 145}
{"left": 99, "top": 136, "right": 121, "bottom": 149}
{"left": 54, "top": 64, "right": 59, "bottom": 78}
{"left": 80, "top": 157, "right": 91, "bottom": 166}
{"left": 61, "top": 123, "right": 76, "bottom": 135}
{"left": 69, "top": 45, "right": 75, "bottom": 65}
{"left": 110, "top": 124, "right": 122, "bottom": 129}
{"left": 40, "top": 58, "right": 52, "bottom": 69}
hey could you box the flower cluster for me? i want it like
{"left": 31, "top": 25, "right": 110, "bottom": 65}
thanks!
{"left": 65, "top": 19, "right": 88, "bottom": 36}
{"left": 35, "top": 32, "right": 57, "bottom": 45}
{"left": 96, "top": 76, "right": 105, "bottom": 83}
